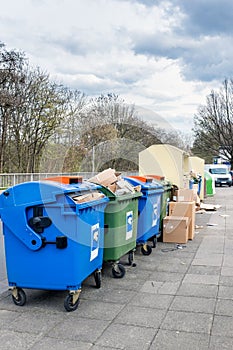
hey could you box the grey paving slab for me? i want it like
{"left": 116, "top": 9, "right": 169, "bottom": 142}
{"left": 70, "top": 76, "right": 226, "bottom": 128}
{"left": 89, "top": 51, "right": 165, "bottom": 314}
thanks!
{"left": 188, "top": 265, "right": 221, "bottom": 275}
{"left": 91, "top": 346, "right": 122, "bottom": 350}
{"left": 223, "top": 255, "right": 233, "bottom": 267}
{"left": 81, "top": 285, "right": 137, "bottom": 304}
{"left": 218, "top": 285, "right": 233, "bottom": 300}
{"left": 182, "top": 273, "right": 219, "bottom": 285}
{"left": 177, "top": 282, "right": 218, "bottom": 298}
{"left": 70, "top": 299, "right": 124, "bottom": 320}
{"left": 140, "top": 280, "right": 180, "bottom": 295}
{"left": 150, "top": 329, "right": 210, "bottom": 350}
{"left": 211, "top": 315, "right": 233, "bottom": 337}
{"left": 152, "top": 262, "right": 190, "bottom": 273}
{"left": 48, "top": 317, "right": 110, "bottom": 343}
{"left": 209, "top": 335, "right": 233, "bottom": 350}
{"left": 170, "top": 295, "right": 216, "bottom": 314}
{"left": 216, "top": 299, "right": 233, "bottom": 317}
{"left": 0, "top": 309, "right": 21, "bottom": 330}
{"left": 192, "top": 253, "right": 223, "bottom": 267}
{"left": 221, "top": 266, "right": 233, "bottom": 276}
{"left": 219, "top": 276, "right": 233, "bottom": 286}
{"left": 128, "top": 292, "right": 173, "bottom": 310}
{"left": 161, "top": 310, "right": 213, "bottom": 334}
{"left": 0, "top": 329, "right": 42, "bottom": 350}
{"left": 148, "top": 271, "right": 185, "bottom": 283}
{"left": 113, "top": 304, "right": 166, "bottom": 328}
{"left": 95, "top": 323, "right": 156, "bottom": 350}
{"left": 31, "top": 337, "right": 92, "bottom": 350}
{"left": 6, "top": 311, "right": 64, "bottom": 334}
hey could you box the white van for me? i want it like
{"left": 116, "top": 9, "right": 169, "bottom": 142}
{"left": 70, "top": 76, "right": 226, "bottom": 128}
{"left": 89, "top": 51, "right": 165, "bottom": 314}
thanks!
{"left": 205, "top": 164, "right": 232, "bottom": 187}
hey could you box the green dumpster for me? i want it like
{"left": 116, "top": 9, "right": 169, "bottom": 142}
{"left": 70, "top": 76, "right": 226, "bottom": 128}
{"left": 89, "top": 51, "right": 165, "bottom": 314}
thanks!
{"left": 144, "top": 175, "right": 173, "bottom": 242}
{"left": 204, "top": 170, "right": 215, "bottom": 196}
{"left": 98, "top": 186, "right": 142, "bottom": 278}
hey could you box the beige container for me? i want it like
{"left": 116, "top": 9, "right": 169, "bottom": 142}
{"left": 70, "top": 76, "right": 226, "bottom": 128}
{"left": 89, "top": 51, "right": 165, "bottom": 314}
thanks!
{"left": 139, "top": 144, "right": 189, "bottom": 188}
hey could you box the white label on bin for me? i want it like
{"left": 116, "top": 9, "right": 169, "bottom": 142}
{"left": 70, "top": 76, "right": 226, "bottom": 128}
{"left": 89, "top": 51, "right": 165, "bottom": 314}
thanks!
{"left": 90, "top": 223, "right": 99, "bottom": 261}
{"left": 152, "top": 203, "right": 158, "bottom": 227}
{"left": 126, "top": 211, "right": 133, "bottom": 240}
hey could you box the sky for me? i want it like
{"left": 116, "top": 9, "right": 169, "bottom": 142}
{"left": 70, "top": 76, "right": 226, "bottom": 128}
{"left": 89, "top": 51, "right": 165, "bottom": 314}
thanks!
{"left": 0, "top": 0, "right": 232, "bottom": 133}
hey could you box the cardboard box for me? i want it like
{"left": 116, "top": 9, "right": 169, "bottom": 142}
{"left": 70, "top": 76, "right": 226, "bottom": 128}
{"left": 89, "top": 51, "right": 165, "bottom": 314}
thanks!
{"left": 89, "top": 168, "right": 118, "bottom": 187}
{"left": 107, "top": 183, "right": 117, "bottom": 193}
{"left": 169, "top": 201, "right": 195, "bottom": 240}
{"left": 163, "top": 216, "right": 189, "bottom": 244}
{"left": 173, "top": 189, "right": 194, "bottom": 202}
{"left": 73, "top": 192, "right": 104, "bottom": 203}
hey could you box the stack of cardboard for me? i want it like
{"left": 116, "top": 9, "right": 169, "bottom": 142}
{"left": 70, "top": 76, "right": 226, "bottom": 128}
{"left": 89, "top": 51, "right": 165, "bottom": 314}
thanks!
{"left": 163, "top": 188, "right": 196, "bottom": 244}
{"left": 89, "top": 168, "right": 141, "bottom": 195}
{"left": 72, "top": 192, "right": 105, "bottom": 203}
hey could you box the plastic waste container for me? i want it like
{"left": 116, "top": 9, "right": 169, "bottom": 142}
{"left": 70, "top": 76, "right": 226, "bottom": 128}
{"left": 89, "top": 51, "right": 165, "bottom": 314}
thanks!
{"left": 204, "top": 170, "right": 215, "bottom": 196}
{"left": 144, "top": 175, "right": 173, "bottom": 238}
{"left": 0, "top": 180, "right": 109, "bottom": 312}
{"left": 97, "top": 184, "right": 141, "bottom": 278}
{"left": 123, "top": 176, "right": 163, "bottom": 255}
{"left": 189, "top": 175, "right": 202, "bottom": 195}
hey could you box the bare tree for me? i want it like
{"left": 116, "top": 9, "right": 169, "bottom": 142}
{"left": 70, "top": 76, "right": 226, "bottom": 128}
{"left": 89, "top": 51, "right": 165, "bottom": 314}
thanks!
{"left": 80, "top": 94, "right": 161, "bottom": 171}
{"left": 193, "top": 79, "right": 233, "bottom": 166}
{"left": 0, "top": 44, "right": 25, "bottom": 172}
{"left": 0, "top": 44, "right": 71, "bottom": 173}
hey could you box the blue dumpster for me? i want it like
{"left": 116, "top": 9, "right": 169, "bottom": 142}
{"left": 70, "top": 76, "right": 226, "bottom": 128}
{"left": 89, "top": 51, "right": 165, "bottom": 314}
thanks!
{"left": 123, "top": 176, "right": 164, "bottom": 255}
{"left": 0, "top": 180, "right": 109, "bottom": 311}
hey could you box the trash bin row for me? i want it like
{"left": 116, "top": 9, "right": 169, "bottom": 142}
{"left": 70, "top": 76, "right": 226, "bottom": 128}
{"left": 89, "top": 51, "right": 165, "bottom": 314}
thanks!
{"left": 0, "top": 172, "right": 173, "bottom": 312}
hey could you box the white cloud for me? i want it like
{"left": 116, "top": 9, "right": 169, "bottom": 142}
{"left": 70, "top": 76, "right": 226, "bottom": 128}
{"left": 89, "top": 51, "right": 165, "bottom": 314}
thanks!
{"left": 0, "top": 0, "right": 230, "bottom": 133}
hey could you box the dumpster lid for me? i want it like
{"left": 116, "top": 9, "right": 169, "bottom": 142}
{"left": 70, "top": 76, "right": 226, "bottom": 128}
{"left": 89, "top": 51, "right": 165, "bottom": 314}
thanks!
{"left": 0, "top": 180, "right": 102, "bottom": 207}
{"left": 124, "top": 176, "right": 164, "bottom": 191}
{"left": 144, "top": 174, "right": 173, "bottom": 187}
{"left": 43, "top": 175, "right": 83, "bottom": 184}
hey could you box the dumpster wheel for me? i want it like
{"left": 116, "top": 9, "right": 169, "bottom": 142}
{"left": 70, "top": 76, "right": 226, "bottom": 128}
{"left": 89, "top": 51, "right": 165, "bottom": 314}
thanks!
{"left": 11, "top": 287, "right": 26, "bottom": 306}
{"left": 151, "top": 236, "right": 157, "bottom": 248}
{"left": 128, "top": 250, "right": 136, "bottom": 267}
{"left": 64, "top": 290, "right": 81, "bottom": 312}
{"left": 112, "top": 263, "right": 125, "bottom": 278}
{"left": 141, "top": 244, "right": 152, "bottom": 256}
{"left": 94, "top": 270, "right": 102, "bottom": 289}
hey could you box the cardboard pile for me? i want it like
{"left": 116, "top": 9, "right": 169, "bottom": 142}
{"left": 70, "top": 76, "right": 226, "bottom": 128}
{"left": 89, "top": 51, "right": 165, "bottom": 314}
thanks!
{"left": 89, "top": 168, "right": 141, "bottom": 195}
{"left": 163, "top": 188, "right": 196, "bottom": 244}
{"left": 72, "top": 192, "right": 105, "bottom": 203}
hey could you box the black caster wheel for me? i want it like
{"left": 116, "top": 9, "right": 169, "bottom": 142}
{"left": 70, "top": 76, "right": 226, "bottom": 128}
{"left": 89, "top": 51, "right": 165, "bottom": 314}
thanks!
{"left": 94, "top": 270, "right": 102, "bottom": 289}
{"left": 152, "top": 236, "right": 157, "bottom": 248}
{"left": 64, "top": 293, "right": 80, "bottom": 312}
{"left": 112, "top": 263, "right": 126, "bottom": 278}
{"left": 141, "top": 244, "right": 152, "bottom": 256}
{"left": 128, "top": 250, "right": 134, "bottom": 265}
{"left": 12, "top": 288, "right": 26, "bottom": 306}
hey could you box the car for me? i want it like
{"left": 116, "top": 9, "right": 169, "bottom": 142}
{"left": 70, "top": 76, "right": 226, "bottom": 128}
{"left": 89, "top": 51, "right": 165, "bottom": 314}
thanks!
{"left": 205, "top": 164, "right": 232, "bottom": 187}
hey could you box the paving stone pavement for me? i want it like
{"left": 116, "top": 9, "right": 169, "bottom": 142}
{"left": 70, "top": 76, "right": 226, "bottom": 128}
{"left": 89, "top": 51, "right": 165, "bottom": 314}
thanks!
{"left": 0, "top": 187, "right": 233, "bottom": 349}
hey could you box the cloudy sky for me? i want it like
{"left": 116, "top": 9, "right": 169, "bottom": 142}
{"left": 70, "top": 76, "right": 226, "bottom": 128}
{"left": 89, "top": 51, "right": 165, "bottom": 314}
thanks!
{"left": 1, "top": 0, "right": 232, "bottom": 132}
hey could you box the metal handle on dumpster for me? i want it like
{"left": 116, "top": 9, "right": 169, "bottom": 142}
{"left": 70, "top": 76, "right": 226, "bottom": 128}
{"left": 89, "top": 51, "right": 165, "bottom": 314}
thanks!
{"left": 42, "top": 236, "right": 68, "bottom": 249}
